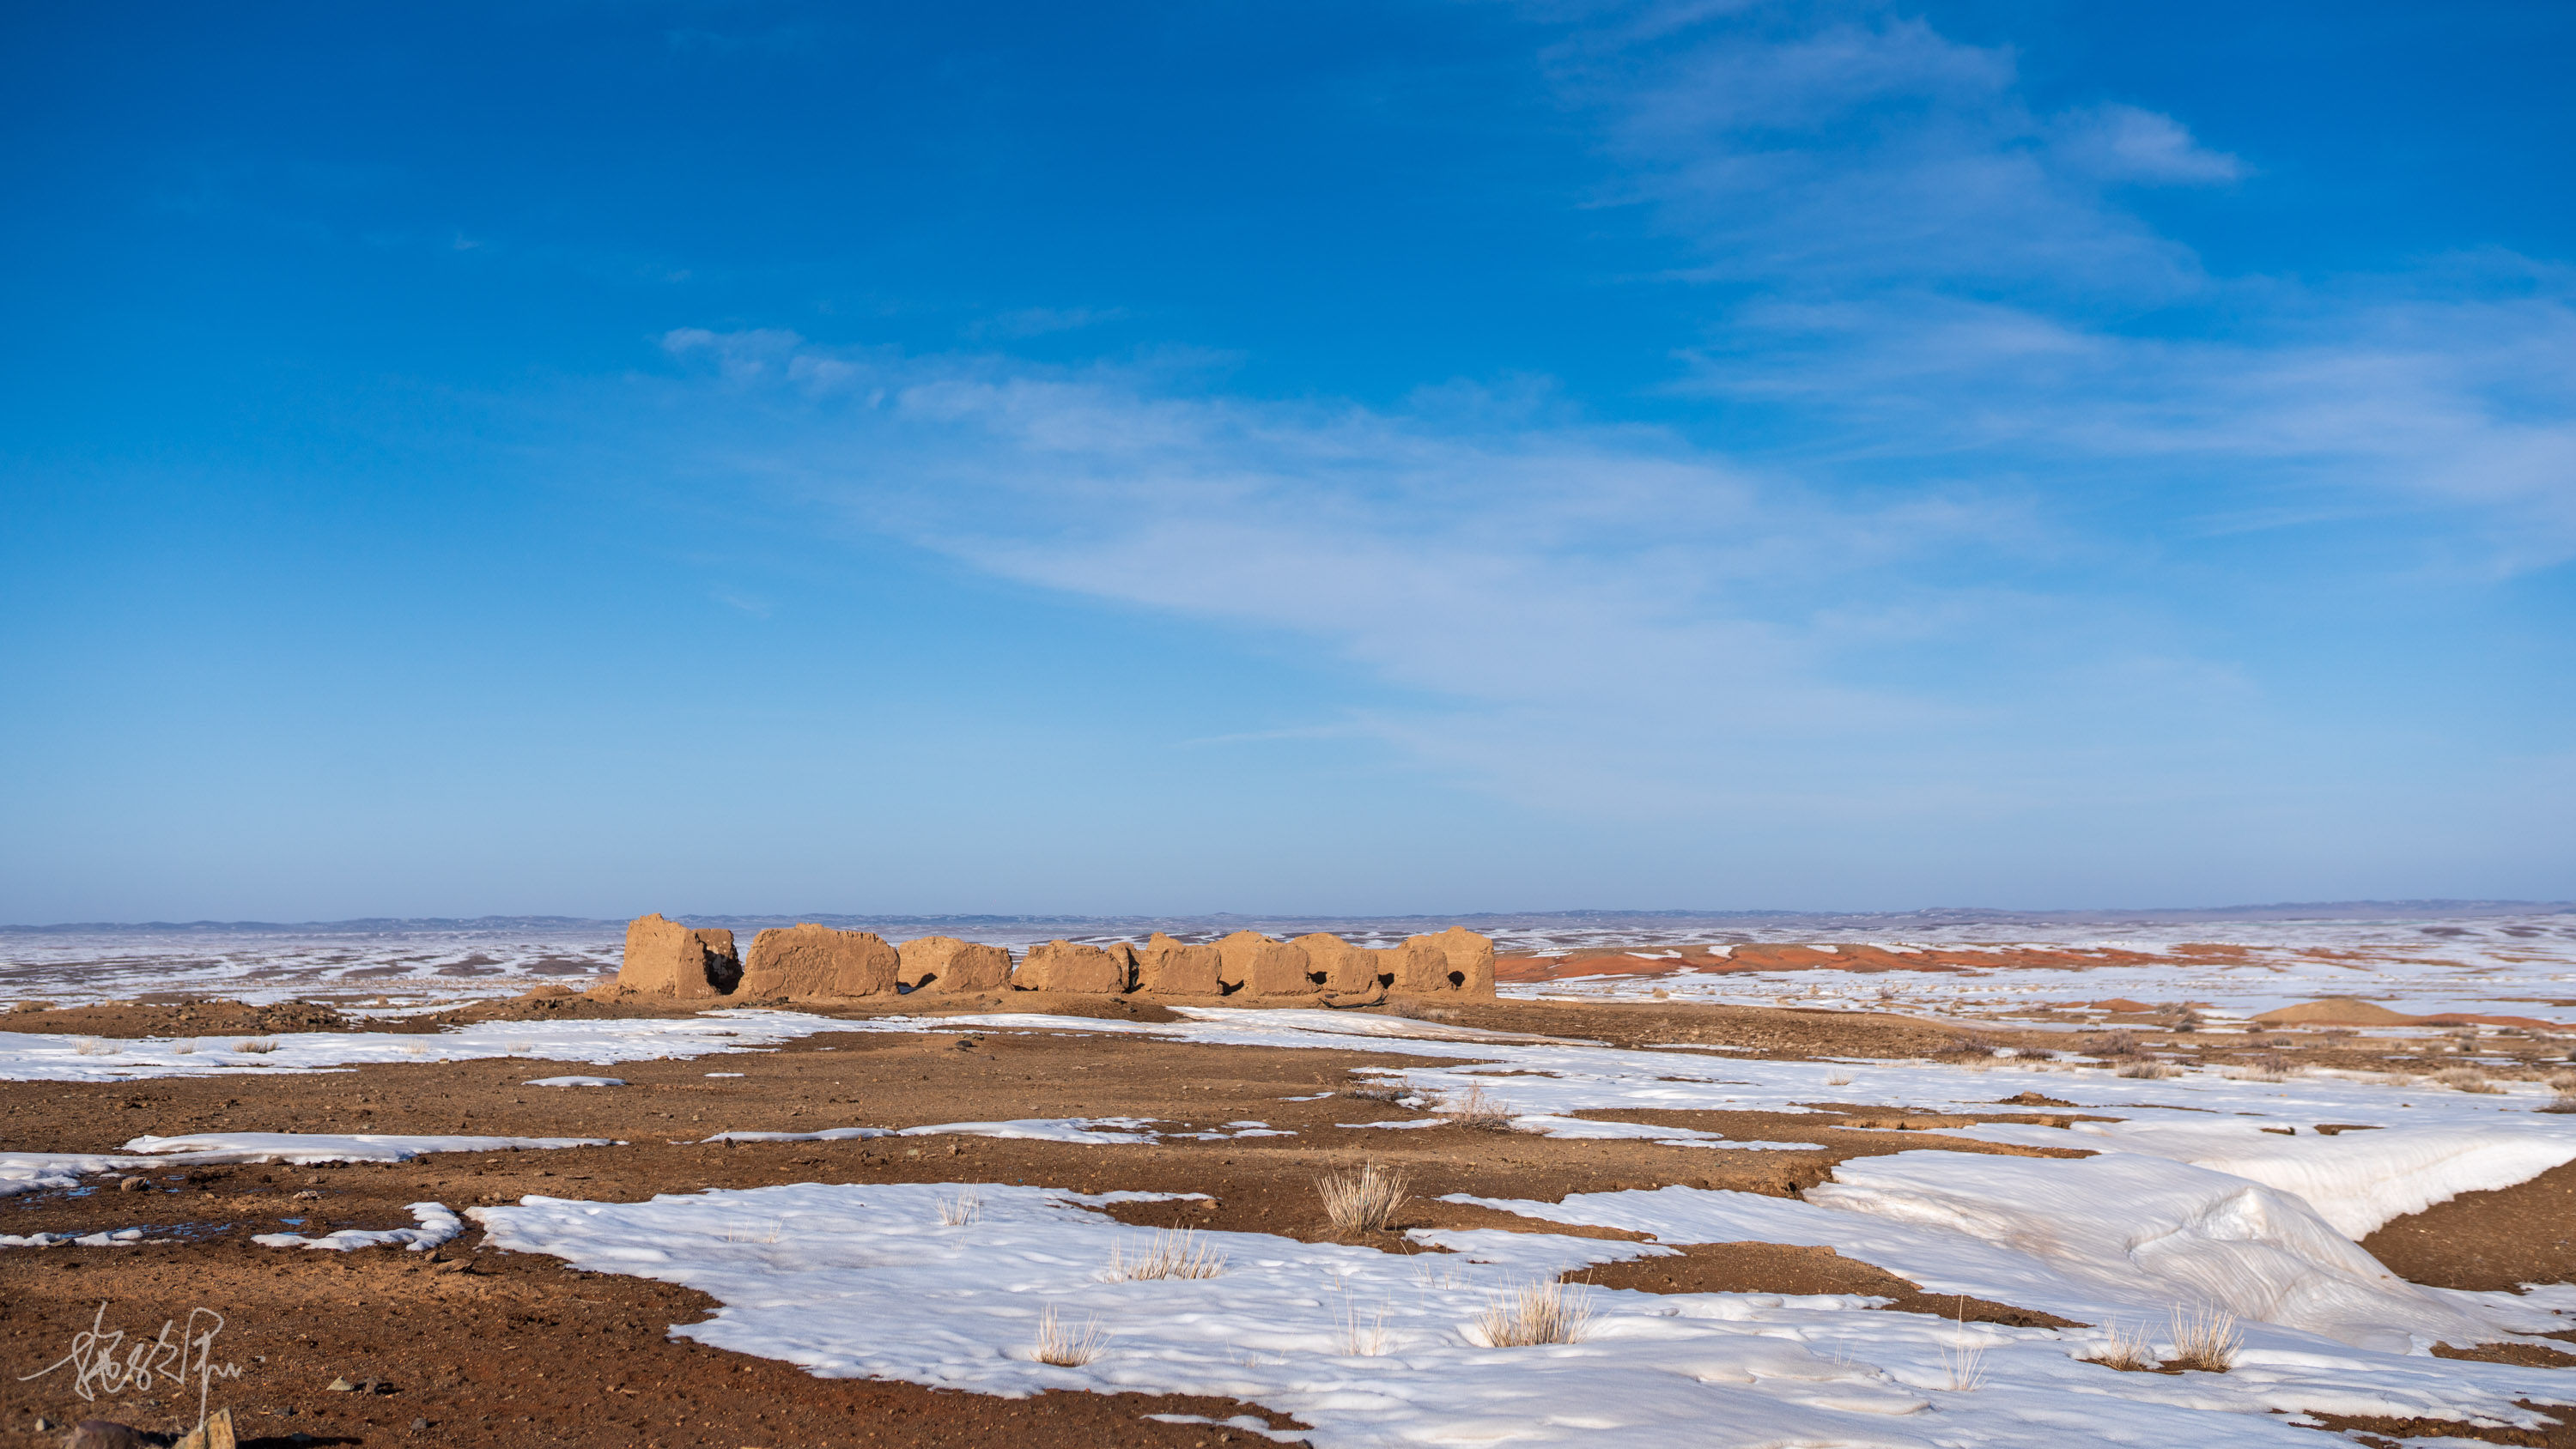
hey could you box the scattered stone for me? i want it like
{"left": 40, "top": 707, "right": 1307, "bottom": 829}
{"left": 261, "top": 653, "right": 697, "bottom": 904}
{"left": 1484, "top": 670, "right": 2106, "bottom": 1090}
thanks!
{"left": 172, "top": 1408, "right": 236, "bottom": 1449}
{"left": 896, "top": 936, "right": 1012, "bottom": 994}
{"left": 1012, "top": 941, "right": 1127, "bottom": 993}
{"left": 738, "top": 925, "right": 899, "bottom": 998}
{"left": 1133, "top": 933, "right": 1221, "bottom": 995}
{"left": 1215, "top": 931, "right": 1313, "bottom": 997}
{"left": 613, "top": 914, "right": 742, "bottom": 998}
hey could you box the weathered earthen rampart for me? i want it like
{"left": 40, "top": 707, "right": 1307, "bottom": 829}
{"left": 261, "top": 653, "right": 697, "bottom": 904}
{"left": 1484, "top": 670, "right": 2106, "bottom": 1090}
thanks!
{"left": 601, "top": 917, "right": 1494, "bottom": 1005}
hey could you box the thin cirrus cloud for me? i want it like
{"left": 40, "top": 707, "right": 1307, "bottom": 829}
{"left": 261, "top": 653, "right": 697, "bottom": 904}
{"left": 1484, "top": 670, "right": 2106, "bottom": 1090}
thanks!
{"left": 646, "top": 325, "right": 2210, "bottom": 820}
{"left": 619, "top": 3, "right": 2567, "bottom": 840}
{"left": 1563, "top": 8, "right": 2575, "bottom": 567}
{"left": 1572, "top": 15, "right": 2239, "bottom": 299}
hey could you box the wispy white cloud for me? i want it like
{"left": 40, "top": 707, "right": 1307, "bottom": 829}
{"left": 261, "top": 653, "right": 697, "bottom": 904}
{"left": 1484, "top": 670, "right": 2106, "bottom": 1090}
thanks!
{"left": 1565, "top": 15, "right": 2222, "bottom": 300}
{"left": 644, "top": 327, "right": 2250, "bottom": 819}
{"left": 618, "top": 3, "right": 2568, "bottom": 863}
{"left": 1553, "top": 4, "right": 2574, "bottom": 567}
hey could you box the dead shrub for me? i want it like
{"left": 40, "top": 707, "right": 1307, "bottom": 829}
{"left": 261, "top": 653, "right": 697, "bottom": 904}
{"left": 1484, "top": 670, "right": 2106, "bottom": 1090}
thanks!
{"left": 1474, "top": 1280, "right": 1590, "bottom": 1347}
{"left": 2166, "top": 1305, "right": 2241, "bottom": 1373}
{"left": 234, "top": 1038, "right": 278, "bottom": 1054}
{"left": 2154, "top": 1003, "right": 2203, "bottom": 1034}
{"left": 2539, "top": 1070, "right": 2576, "bottom": 1113}
{"left": 1317, "top": 1161, "right": 1407, "bottom": 1234}
{"left": 2433, "top": 1066, "right": 2502, "bottom": 1094}
{"left": 1440, "top": 1086, "right": 1516, "bottom": 1131}
{"left": 2088, "top": 1030, "right": 2142, "bottom": 1058}
{"left": 1939, "top": 1032, "right": 2005, "bottom": 1059}
{"left": 2115, "top": 1059, "right": 2174, "bottom": 1079}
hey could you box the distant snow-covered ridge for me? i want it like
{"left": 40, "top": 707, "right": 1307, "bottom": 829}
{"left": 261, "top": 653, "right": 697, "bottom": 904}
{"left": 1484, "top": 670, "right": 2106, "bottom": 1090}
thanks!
{"left": 4, "top": 907, "right": 2568, "bottom": 1011}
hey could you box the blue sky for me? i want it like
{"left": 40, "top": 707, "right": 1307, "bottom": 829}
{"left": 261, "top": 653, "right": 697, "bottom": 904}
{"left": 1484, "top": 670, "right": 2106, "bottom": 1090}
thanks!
{"left": 3, "top": 1, "right": 2570, "bottom": 923}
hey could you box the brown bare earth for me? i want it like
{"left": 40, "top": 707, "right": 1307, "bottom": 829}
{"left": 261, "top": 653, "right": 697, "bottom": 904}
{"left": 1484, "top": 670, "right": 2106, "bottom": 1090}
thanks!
{"left": 3, "top": 995, "right": 2569, "bottom": 1447}
{"left": 1560, "top": 1242, "right": 2083, "bottom": 1328}
{"left": 2363, "top": 1159, "right": 2576, "bottom": 1292}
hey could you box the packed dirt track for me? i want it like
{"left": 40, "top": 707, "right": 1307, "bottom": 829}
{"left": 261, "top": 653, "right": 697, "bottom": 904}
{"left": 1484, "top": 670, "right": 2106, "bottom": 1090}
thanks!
{"left": 5, "top": 990, "right": 2574, "bottom": 1448}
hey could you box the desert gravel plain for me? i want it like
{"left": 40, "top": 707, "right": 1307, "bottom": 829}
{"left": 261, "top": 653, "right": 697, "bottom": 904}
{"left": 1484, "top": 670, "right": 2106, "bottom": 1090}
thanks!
{"left": 5, "top": 954, "right": 2576, "bottom": 1449}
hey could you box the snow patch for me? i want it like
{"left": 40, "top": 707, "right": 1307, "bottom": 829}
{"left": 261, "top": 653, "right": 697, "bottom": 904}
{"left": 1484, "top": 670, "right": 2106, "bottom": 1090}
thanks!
{"left": 255, "top": 1202, "right": 461, "bottom": 1252}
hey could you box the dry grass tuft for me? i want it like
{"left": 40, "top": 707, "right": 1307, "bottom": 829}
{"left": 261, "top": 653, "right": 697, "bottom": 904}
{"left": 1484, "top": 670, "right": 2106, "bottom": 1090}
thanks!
{"left": 936, "top": 1189, "right": 982, "bottom": 1227}
{"left": 1475, "top": 1280, "right": 1590, "bottom": 1347}
{"left": 2166, "top": 1305, "right": 2242, "bottom": 1373}
{"left": 2115, "top": 1059, "right": 2174, "bottom": 1079}
{"left": 1104, "top": 1229, "right": 1226, "bottom": 1281}
{"left": 1340, "top": 1299, "right": 1389, "bottom": 1356}
{"left": 170, "top": 1039, "right": 197, "bottom": 1055}
{"left": 2086, "top": 1320, "right": 2160, "bottom": 1372}
{"left": 233, "top": 1038, "right": 278, "bottom": 1055}
{"left": 72, "top": 1037, "right": 118, "bottom": 1057}
{"left": 1031, "top": 1305, "right": 1104, "bottom": 1367}
{"left": 1440, "top": 1086, "right": 1516, "bottom": 1131}
{"left": 2433, "top": 1066, "right": 2502, "bottom": 1094}
{"left": 1318, "top": 1161, "right": 1408, "bottom": 1234}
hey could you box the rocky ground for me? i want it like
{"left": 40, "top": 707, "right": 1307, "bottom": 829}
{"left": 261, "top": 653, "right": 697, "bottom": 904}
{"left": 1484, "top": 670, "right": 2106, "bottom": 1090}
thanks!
{"left": 4, "top": 995, "right": 2573, "bottom": 1447}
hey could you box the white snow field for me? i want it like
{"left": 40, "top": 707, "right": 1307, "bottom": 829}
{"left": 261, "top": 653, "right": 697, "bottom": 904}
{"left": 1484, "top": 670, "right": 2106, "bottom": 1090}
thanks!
{"left": 477, "top": 1179, "right": 2574, "bottom": 1449}
{"left": 1510, "top": 917, "right": 2576, "bottom": 1028}
{"left": 1, "top": 1131, "right": 608, "bottom": 1197}
{"left": 9, "top": 1004, "right": 2573, "bottom": 1441}
{"left": 0, "top": 1012, "right": 871, "bottom": 1082}
{"left": 440, "top": 1008, "right": 2573, "bottom": 1445}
